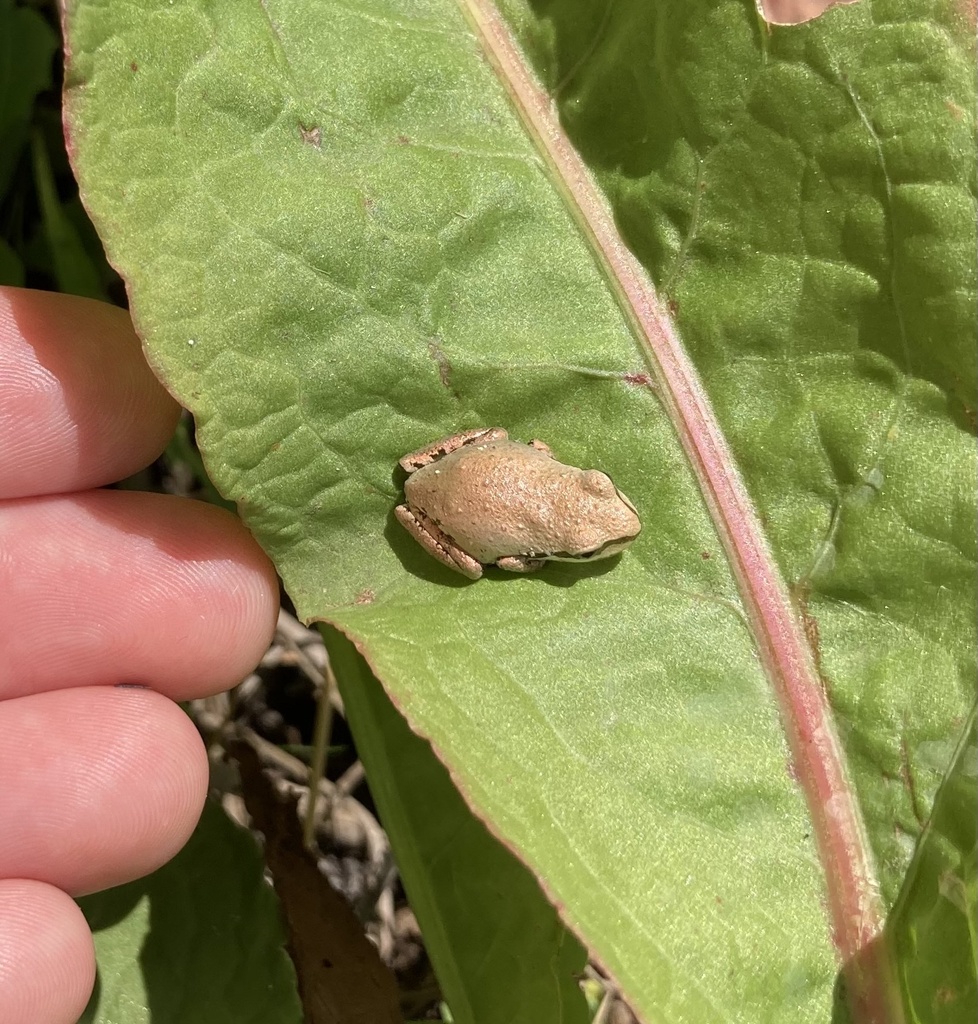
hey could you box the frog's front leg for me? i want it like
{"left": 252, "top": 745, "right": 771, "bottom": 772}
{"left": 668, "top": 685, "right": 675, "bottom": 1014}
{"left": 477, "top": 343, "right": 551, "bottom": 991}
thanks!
{"left": 394, "top": 504, "right": 483, "bottom": 579}
{"left": 399, "top": 427, "right": 508, "bottom": 472}
{"left": 495, "top": 554, "right": 546, "bottom": 573}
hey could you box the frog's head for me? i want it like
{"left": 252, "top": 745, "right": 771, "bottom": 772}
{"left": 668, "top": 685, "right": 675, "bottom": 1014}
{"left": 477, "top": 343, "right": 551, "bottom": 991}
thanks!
{"left": 548, "top": 470, "right": 642, "bottom": 563}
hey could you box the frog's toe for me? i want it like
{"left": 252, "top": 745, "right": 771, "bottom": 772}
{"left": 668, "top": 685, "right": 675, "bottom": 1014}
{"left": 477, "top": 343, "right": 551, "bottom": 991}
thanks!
{"left": 399, "top": 426, "right": 507, "bottom": 471}
{"left": 395, "top": 504, "right": 482, "bottom": 579}
{"left": 495, "top": 555, "right": 546, "bottom": 573}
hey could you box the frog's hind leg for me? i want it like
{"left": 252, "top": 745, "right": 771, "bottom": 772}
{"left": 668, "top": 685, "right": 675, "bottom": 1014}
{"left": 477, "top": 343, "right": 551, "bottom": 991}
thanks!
{"left": 399, "top": 427, "right": 508, "bottom": 472}
{"left": 395, "top": 505, "right": 483, "bottom": 579}
{"left": 495, "top": 555, "right": 546, "bottom": 573}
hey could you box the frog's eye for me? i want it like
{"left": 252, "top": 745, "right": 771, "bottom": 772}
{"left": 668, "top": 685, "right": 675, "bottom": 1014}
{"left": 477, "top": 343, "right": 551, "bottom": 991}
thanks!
{"left": 582, "top": 470, "right": 615, "bottom": 499}
{"left": 583, "top": 472, "right": 638, "bottom": 517}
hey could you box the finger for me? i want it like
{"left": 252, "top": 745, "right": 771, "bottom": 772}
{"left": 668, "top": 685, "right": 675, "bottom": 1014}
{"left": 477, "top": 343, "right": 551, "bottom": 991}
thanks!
{"left": 0, "top": 686, "right": 208, "bottom": 896}
{"left": 0, "top": 287, "right": 181, "bottom": 499}
{"left": 0, "top": 490, "right": 278, "bottom": 702}
{"left": 0, "top": 879, "right": 95, "bottom": 1024}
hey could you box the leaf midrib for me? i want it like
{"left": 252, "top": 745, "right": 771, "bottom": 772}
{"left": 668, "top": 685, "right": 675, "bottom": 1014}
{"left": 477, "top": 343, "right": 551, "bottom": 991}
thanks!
{"left": 458, "top": 1, "right": 900, "bottom": 1020}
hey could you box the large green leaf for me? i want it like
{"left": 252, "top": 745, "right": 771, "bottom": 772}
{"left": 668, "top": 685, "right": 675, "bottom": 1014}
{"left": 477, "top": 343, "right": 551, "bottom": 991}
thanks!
{"left": 77, "top": 799, "right": 302, "bottom": 1024}
{"left": 63, "top": 0, "right": 976, "bottom": 1021}
{"left": 327, "top": 626, "right": 590, "bottom": 1024}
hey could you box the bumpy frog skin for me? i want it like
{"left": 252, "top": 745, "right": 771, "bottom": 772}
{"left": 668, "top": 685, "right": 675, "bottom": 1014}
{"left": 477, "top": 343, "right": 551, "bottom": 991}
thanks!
{"left": 395, "top": 427, "right": 641, "bottom": 579}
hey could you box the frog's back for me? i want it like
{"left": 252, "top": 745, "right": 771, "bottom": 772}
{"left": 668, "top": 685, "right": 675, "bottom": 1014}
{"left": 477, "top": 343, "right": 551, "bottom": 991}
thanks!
{"left": 405, "top": 440, "right": 597, "bottom": 563}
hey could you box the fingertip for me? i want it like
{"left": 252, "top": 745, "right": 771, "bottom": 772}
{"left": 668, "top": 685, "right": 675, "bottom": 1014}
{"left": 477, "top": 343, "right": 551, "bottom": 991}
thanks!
{"left": 1, "top": 492, "right": 280, "bottom": 700}
{"left": 0, "top": 687, "right": 210, "bottom": 895}
{"left": 91, "top": 687, "right": 212, "bottom": 888}
{"left": 0, "top": 287, "right": 181, "bottom": 497}
{"left": 0, "top": 879, "right": 95, "bottom": 1024}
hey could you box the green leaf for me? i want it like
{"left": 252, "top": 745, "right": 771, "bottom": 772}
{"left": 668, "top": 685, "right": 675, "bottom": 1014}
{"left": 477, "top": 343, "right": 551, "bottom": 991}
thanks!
{"left": 0, "top": 0, "right": 56, "bottom": 197}
{"left": 0, "top": 236, "right": 23, "bottom": 286}
{"left": 30, "top": 127, "right": 108, "bottom": 300}
{"left": 0, "top": 0, "right": 57, "bottom": 286}
{"left": 888, "top": 702, "right": 978, "bottom": 1023}
{"left": 77, "top": 799, "right": 302, "bottom": 1024}
{"left": 63, "top": 0, "right": 976, "bottom": 1021}
{"left": 327, "top": 626, "right": 590, "bottom": 1024}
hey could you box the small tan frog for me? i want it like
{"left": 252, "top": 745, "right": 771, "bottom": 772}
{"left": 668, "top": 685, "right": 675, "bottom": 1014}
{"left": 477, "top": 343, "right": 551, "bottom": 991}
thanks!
{"left": 395, "top": 427, "right": 641, "bottom": 579}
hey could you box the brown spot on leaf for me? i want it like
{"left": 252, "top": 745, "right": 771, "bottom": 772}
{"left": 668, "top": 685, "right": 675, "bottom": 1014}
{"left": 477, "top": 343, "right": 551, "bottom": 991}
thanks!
{"left": 427, "top": 339, "right": 459, "bottom": 399}
{"left": 899, "top": 728, "right": 926, "bottom": 827}
{"left": 299, "top": 123, "right": 322, "bottom": 148}
{"left": 792, "top": 582, "right": 827, "bottom": 689}
{"left": 129, "top": 61, "right": 138, "bottom": 72}
{"left": 354, "top": 589, "right": 375, "bottom": 606}
{"left": 622, "top": 371, "right": 654, "bottom": 388}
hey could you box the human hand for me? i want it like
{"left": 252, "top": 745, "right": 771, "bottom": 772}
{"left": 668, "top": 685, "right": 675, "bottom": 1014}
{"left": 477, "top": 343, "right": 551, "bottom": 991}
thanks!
{"left": 0, "top": 287, "right": 279, "bottom": 1024}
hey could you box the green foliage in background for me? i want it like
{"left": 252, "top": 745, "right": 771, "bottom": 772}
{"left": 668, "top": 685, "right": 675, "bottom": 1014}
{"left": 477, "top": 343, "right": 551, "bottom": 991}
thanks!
{"left": 0, "top": 0, "right": 113, "bottom": 295}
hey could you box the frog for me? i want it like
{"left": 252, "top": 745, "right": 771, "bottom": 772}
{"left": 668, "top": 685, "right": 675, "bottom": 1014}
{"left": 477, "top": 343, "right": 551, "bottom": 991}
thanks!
{"left": 394, "top": 427, "right": 641, "bottom": 579}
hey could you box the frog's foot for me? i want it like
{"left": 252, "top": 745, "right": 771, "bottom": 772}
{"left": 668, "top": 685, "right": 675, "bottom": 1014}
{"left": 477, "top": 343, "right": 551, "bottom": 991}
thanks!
{"left": 395, "top": 504, "right": 483, "bottom": 579}
{"left": 399, "top": 427, "right": 508, "bottom": 472}
{"left": 527, "top": 439, "right": 553, "bottom": 457}
{"left": 495, "top": 554, "right": 546, "bottom": 573}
